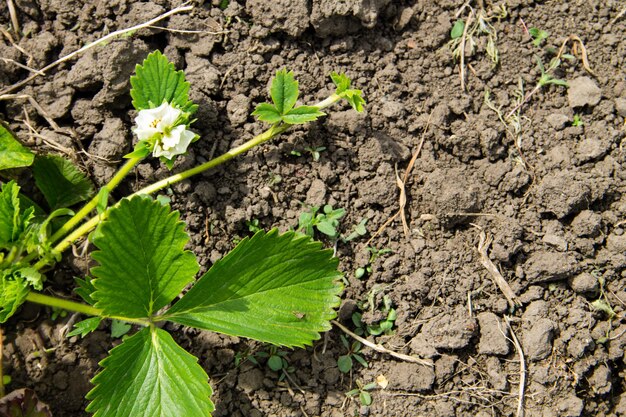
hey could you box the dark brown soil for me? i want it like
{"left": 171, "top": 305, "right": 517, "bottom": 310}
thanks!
{"left": 2, "top": 0, "right": 626, "bottom": 416}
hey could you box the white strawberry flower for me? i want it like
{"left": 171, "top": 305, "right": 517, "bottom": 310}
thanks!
{"left": 133, "top": 102, "right": 195, "bottom": 160}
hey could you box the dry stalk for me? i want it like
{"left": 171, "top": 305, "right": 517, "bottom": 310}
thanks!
{"left": 332, "top": 320, "right": 433, "bottom": 367}
{"left": 611, "top": 6, "right": 626, "bottom": 25}
{"left": 7, "top": 0, "right": 20, "bottom": 37}
{"left": 459, "top": 9, "right": 474, "bottom": 90}
{"left": 475, "top": 228, "right": 521, "bottom": 308}
{"left": 556, "top": 34, "right": 594, "bottom": 75}
{"left": 365, "top": 117, "right": 430, "bottom": 246}
{"left": 0, "top": 93, "right": 73, "bottom": 137}
{"left": 0, "top": 3, "right": 194, "bottom": 95}
{"left": 505, "top": 316, "right": 526, "bottom": 417}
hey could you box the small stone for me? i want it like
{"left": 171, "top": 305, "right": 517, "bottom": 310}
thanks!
{"left": 381, "top": 100, "right": 406, "bottom": 119}
{"left": 607, "top": 233, "right": 626, "bottom": 252}
{"left": 576, "top": 138, "right": 609, "bottom": 162}
{"left": 542, "top": 234, "right": 568, "bottom": 251}
{"left": 568, "top": 76, "right": 601, "bottom": 108}
{"left": 546, "top": 113, "right": 569, "bottom": 130}
{"left": 556, "top": 394, "right": 584, "bottom": 417}
{"left": 570, "top": 210, "right": 602, "bottom": 237}
{"left": 226, "top": 94, "right": 251, "bottom": 126}
{"left": 535, "top": 171, "right": 591, "bottom": 218}
{"left": 386, "top": 361, "right": 435, "bottom": 392}
{"left": 477, "top": 312, "right": 509, "bottom": 355}
{"left": 420, "top": 307, "right": 477, "bottom": 350}
{"left": 568, "top": 272, "right": 599, "bottom": 294}
{"left": 523, "top": 251, "right": 580, "bottom": 283}
{"left": 306, "top": 179, "right": 327, "bottom": 207}
{"left": 522, "top": 318, "right": 556, "bottom": 361}
{"left": 615, "top": 98, "right": 626, "bottom": 117}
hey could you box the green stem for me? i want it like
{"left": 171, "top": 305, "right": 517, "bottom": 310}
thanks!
{"left": 25, "top": 292, "right": 150, "bottom": 326}
{"left": 33, "top": 93, "right": 345, "bottom": 267}
{"left": 49, "top": 156, "right": 143, "bottom": 244}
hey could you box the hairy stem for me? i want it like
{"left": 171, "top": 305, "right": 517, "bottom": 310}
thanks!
{"left": 25, "top": 292, "right": 150, "bottom": 326}
{"left": 34, "top": 93, "right": 344, "bottom": 267}
{"left": 50, "top": 156, "right": 143, "bottom": 244}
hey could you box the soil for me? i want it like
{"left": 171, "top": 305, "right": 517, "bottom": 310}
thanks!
{"left": 1, "top": 0, "right": 626, "bottom": 416}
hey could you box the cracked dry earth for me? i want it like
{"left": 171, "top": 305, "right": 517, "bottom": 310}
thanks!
{"left": 1, "top": 0, "right": 626, "bottom": 416}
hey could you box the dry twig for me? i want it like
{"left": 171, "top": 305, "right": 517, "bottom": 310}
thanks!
{"left": 332, "top": 320, "right": 433, "bottom": 367}
{"left": 0, "top": 3, "right": 194, "bottom": 95}
{"left": 459, "top": 9, "right": 474, "bottom": 91}
{"left": 7, "top": 0, "right": 20, "bottom": 37}
{"left": 505, "top": 316, "right": 526, "bottom": 417}
{"left": 556, "top": 34, "right": 594, "bottom": 75}
{"left": 476, "top": 228, "right": 521, "bottom": 308}
{"left": 365, "top": 118, "right": 430, "bottom": 246}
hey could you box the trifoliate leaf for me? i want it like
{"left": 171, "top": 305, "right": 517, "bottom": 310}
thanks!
{"left": 270, "top": 69, "right": 299, "bottom": 114}
{"left": 87, "top": 327, "right": 214, "bottom": 417}
{"left": 0, "top": 269, "right": 30, "bottom": 323}
{"left": 164, "top": 229, "right": 343, "bottom": 347}
{"left": 91, "top": 196, "right": 199, "bottom": 318}
{"left": 130, "top": 50, "right": 197, "bottom": 114}
{"left": 451, "top": 19, "right": 465, "bottom": 39}
{"left": 0, "top": 123, "right": 34, "bottom": 170}
{"left": 32, "top": 155, "right": 94, "bottom": 210}
{"left": 251, "top": 103, "right": 282, "bottom": 124}
{"left": 282, "top": 106, "right": 326, "bottom": 124}
{"left": 67, "top": 317, "right": 102, "bottom": 338}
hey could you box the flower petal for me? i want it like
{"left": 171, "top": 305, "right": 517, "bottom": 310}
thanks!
{"left": 158, "top": 105, "right": 182, "bottom": 129}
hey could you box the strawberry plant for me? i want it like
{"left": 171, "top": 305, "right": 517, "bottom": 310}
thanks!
{"left": 0, "top": 51, "right": 365, "bottom": 416}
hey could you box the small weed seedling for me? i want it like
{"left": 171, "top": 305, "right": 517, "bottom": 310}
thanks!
{"left": 528, "top": 27, "right": 549, "bottom": 47}
{"left": 572, "top": 114, "right": 584, "bottom": 127}
{"left": 341, "top": 218, "right": 368, "bottom": 243}
{"left": 352, "top": 291, "right": 397, "bottom": 336}
{"left": 297, "top": 204, "right": 346, "bottom": 239}
{"left": 337, "top": 334, "right": 368, "bottom": 373}
{"left": 448, "top": 3, "right": 508, "bottom": 89}
{"left": 246, "top": 218, "right": 263, "bottom": 234}
{"left": 589, "top": 272, "right": 617, "bottom": 344}
{"left": 0, "top": 51, "right": 365, "bottom": 416}
{"left": 305, "top": 146, "right": 327, "bottom": 162}
{"left": 255, "top": 346, "right": 295, "bottom": 382}
{"left": 346, "top": 379, "right": 377, "bottom": 407}
{"left": 355, "top": 246, "right": 392, "bottom": 279}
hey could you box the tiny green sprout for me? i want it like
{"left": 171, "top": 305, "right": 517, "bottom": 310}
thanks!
{"left": 246, "top": 219, "right": 262, "bottom": 234}
{"left": 304, "top": 146, "right": 326, "bottom": 162}
{"left": 528, "top": 27, "right": 549, "bottom": 47}
{"left": 297, "top": 204, "right": 346, "bottom": 238}
{"left": 290, "top": 150, "right": 302, "bottom": 157}
{"left": 2, "top": 375, "right": 10, "bottom": 385}
{"left": 256, "top": 346, "right": 295, "bottom": 381}
{"left": 219, "top": 0, "right": 229, "bottom": 10}
{"left": 572, "top": 114, "right": 584, "bottom": 127}
{"left": 346, "top": 380, "right": 377, "bottom": 407}
{"left": 354, "top": 246, "right": 391, "bottom": 279}
{"left": 342, "top": 218, "right": 368, "bottom": 243}
{"left": 337, "top": 334, "right": 368, "bottom": 373}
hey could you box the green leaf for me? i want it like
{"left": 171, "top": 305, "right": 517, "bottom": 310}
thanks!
{"left": 91, "top": 196, "right": 199, "bottom": 318}
{"left": 32, "top": 155, "right": 94, "bottom": 210}
{"left": 0, "top": 123, "right": 34, "bottom": 170}
{"left": 0, "top": 269, "right": 30, "bottom": 323}
{"left": 331, "top": 72, "right": 351, "bottom": 95}
{"left": 86, "top": 327, "right": 214, "bottom": 417}
{"left": 251, "top": 103, "right": 282, "bottom": 124}
{"left": 270, "top": 69, "right": 299, "bottom": 114}
{"left": 164, "top": 230, "right": 342, "bottom": 347}
{"left": 342, "top": 90, "right": 366, "bottom": 112}
{"left": 316, "top": 221, "right": 337, "bottom": 237}
{"left": 130, "top": 50, "right": 197, "bottom": 114}
{"left": 451, "top": 19, "right": 465, "bottom": 39}
{"left": 337, "top": 355, "right": 353, "bottom": 373}
{"left": 67, "top": 317, "right": 102, "bottom": 338}
{"left": 124, "top": 140, "right": 152, "bottom": 159}
{"left": 0, "top": 181, "right": 23, "bottom": 246}
{"left": 110, "top": 319, "right": 131, "bottom": 338}
{"left": 282, "top": 106, "right": 326, "bottom": 124}
{"left": 75, "top": 277, "right": 97, "bottom": 305}
{"left": 360, "top": 391, "right": 372, "bottom": 406}
{"left": 267, "top": 355, "right": 283, "bottom": 371}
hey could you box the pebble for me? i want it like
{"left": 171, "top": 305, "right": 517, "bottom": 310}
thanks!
{"left": 305, "top": 179, "right": 327, "bottom": 206}
{"left": 567, "top": 272, "right": 599, "bottom": 294}
{"left": 542, "top": 233, "right": 568, "bottom": 251}
{"left": 522, "top": 318, "right": 556, "bottom": 361}
{"left": 523, "top": 250, "right": 580, "bottom": 283}
{"left": 477, "top": 312, "right": 509, "bottom": 355}
{"left": 568, "top": 76, "right": 601, "bottom": 108}
{"left": 546, "top": 113, "right": 569, "bottom": 130}
{"left": 615, "top": 97, "right": 626, "bottom": 117}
